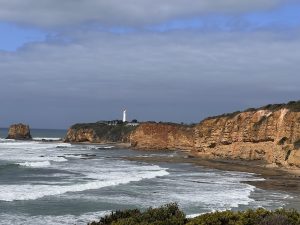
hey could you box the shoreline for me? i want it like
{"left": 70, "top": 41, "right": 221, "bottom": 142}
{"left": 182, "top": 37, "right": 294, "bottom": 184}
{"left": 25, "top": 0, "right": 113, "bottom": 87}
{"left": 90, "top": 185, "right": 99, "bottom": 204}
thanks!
{"left": 5, "top": 139, "right": 300, "bottom": 196}
{"left": 122, "top": 152, "right": 300, "bottom": 194}
{"left": 123, "top": 151, "right": 300, "bottom": 211}
{"left": 65, "top": 141, "right": 300, "bottom": 194}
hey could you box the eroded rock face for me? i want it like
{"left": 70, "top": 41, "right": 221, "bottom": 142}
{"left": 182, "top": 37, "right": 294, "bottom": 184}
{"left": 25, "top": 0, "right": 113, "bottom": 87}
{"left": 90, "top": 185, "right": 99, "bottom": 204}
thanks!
{"left": 130, "top": 102, "right": 300, "bottom": 169}
{"left": 193, "top": 108, "right": 300, "bottom": 168}
{"left": 130, "top": 122, "right": 194, "bottom": 151}
{"left": 65, "top": 127, "right": 96, "bottom": 142}
{"left": 6, "top": 123, "right": 32, "bottom": 140}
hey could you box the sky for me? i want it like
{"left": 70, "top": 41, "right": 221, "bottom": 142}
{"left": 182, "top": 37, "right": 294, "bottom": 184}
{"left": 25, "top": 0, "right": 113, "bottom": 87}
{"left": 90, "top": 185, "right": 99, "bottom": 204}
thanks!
{"left": 0, "top": 0, "right": 300, "bottom": 129}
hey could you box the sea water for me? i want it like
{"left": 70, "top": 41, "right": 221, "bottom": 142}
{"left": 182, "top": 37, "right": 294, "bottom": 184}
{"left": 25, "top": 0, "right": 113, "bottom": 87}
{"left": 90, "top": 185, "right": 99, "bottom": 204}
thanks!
{"left": 0, "top": 129, "right": 298, "bottom": 225}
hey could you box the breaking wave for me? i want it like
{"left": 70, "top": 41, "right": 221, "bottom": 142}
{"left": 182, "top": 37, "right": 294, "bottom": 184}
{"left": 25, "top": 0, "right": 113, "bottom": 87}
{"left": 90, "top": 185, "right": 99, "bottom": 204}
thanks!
{"left": 17, "top": 161, "right": 51, "bottom": 168}
{"left": 0, "top": 168, "right": 169, "bottom": 201}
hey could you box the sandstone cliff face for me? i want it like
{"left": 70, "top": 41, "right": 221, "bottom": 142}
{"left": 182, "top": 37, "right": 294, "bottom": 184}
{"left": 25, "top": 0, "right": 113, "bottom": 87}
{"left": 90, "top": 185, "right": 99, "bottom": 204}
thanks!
{"left": 6, "top": 123, "right": 32, "bottom": 140}
{"left": 64, "top": 123, "right": 136, "bottom": 143}
{"left": 130, "top": 123, "right": 194, "bottom": 151}
{"left": 193, "top": 108, "right": 300, "bottom": 168}
{"left": 130, "top": 102, "right": 300, "bottom": 168}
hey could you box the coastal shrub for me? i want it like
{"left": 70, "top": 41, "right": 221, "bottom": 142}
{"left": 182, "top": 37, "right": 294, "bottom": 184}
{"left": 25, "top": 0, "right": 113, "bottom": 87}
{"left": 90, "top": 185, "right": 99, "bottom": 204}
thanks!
{"left": 272, "top": 208, "right": 300, "bottom": 225}
{"left": 89, "top": 205, "right": 300, "bottom": 225}
{"left": 260, "top": 101, "right": 300, "bottom": 112}
{"left": 88, "top": 208, "right": 140, "bottom": 225}
{"left": 187, "top": 208, "right": 300, "bottom": 225}
{"left": 203, "top": 100, "right": 300, "bottom": 121}
{"left": 258, "top": 214, "right": 291, "bottom": 225}
{"left": 186, "top": 208, "right": 270, "bottom": 225}
{"left": 89, "top": 203, "right": 186, "bottom": 225}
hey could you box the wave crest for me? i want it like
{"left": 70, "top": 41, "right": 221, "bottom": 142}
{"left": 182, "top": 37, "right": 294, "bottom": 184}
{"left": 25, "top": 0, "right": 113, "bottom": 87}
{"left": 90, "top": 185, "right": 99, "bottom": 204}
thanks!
{"left": 0, "top": 168, "right": 169, "bottom": 202}
{"left": 17, "top": 161, "right": 51, "bottom": 168}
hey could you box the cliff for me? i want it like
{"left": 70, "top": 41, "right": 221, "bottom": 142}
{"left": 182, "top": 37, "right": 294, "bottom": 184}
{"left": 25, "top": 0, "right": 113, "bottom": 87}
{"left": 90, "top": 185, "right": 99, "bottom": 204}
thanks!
{"left": 64, "top": 123, "right": 137, "bottom": 143}
{"left": 130, "top": 101, "right": 300, "bottom": 168}
{"left": 130, "top": 122, "right": 194, "bottom": 151}
{"left": 6, "top": 123, "right": 32, "bottom": 140}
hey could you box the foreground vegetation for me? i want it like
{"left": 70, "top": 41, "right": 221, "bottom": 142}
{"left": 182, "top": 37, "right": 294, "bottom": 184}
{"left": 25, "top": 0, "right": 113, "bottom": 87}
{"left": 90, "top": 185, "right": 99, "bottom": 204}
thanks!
{"left": 88, "top": 203, "right": 300, "bottom": 225}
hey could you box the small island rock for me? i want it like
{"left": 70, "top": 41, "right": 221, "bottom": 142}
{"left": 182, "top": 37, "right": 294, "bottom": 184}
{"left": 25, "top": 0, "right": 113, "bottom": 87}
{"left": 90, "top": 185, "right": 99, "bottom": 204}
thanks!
{"left": 6, "top": 123, "right": 32, "bottom": 140}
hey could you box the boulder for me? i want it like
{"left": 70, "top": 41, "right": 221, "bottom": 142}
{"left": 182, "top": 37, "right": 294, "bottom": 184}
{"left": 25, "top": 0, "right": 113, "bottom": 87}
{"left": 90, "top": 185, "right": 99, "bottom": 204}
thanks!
{"left": 6, "top": 123, "right": 32, "bottom": 140}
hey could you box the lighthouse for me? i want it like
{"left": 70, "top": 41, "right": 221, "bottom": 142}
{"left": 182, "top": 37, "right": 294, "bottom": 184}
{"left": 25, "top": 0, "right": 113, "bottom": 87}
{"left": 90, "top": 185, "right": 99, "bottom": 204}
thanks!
{"left": 122, "top": 109, "right": 127, "bottom": 122}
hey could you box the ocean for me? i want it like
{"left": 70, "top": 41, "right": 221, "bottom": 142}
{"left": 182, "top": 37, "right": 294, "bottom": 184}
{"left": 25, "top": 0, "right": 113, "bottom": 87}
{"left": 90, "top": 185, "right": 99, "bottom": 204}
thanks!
{"left": 0, "top": 129, "right": 299, "bottom": 224}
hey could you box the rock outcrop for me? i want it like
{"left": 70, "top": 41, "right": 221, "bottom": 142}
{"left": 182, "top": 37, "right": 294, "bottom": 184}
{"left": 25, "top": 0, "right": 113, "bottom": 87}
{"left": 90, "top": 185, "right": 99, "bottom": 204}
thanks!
{"left": 64, "top": 123, "right": 137, "bottom": 143}
{"left": 130, "top": 101, "right": 300, "bottom": 168}
{"left": 6, "top": 123, "right": 32, "bottom": 140}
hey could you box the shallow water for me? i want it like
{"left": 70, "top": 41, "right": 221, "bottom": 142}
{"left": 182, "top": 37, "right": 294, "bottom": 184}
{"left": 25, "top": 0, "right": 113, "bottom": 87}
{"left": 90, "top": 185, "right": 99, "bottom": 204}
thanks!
{"left": 0, "top": 134, "right": 298, "bottom": 225}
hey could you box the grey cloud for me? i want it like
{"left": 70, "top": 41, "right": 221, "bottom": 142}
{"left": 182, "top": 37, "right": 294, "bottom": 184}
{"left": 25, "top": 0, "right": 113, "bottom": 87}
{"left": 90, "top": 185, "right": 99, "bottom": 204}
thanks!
{"left": 0, "top": 30, "right": 299, "bottom": 128}
{"left": 0, "top": 0, "right": 291, "bottom": 27}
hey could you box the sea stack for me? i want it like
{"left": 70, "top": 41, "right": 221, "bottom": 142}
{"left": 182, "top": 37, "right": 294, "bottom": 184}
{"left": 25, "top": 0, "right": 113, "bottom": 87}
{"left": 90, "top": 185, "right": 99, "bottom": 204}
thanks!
{"left": 6, "top": 123, "right": 32, "bottom": 140}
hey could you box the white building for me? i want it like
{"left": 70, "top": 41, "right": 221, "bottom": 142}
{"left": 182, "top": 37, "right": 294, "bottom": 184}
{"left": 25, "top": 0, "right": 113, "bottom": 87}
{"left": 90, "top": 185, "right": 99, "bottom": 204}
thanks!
{"left": 122, "top": 109, "right": 127, "bottom": 122}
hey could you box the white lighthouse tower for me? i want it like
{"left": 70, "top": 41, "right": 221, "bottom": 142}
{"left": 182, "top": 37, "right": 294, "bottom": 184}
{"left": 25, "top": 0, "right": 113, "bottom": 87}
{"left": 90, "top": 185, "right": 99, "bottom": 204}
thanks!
{"left": 122, "top": 109, "right": 127, "bottom": 122}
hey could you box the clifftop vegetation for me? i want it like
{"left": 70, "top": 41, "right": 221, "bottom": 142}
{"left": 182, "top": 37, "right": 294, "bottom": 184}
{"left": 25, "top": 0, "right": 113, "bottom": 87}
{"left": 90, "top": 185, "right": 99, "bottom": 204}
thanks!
{"left": 66, "top": 123, "right": 137, "bottom": 143}
{"left": 257, "top": 100, "right": 300, "bottom": 112}
{"left": 205, "top": 100, "right": 300, "bottom": 121}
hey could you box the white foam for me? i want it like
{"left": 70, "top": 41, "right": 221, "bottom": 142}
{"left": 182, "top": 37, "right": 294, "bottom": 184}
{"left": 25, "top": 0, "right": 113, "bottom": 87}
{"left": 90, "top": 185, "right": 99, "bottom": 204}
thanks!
{"left": 18, "top": 161, "right": 51, "bottom": 168}
{"left": 0, "top": 140, "right": 70, "bottom": 164}
{"left": 168, "top": 184, "right": 255, "bottom": 209}
{"left": 0, "top": 138, "right": 291, "bottom": 218}
{"left": 33, "top": 137, "right": 62, "bottom": 141}
{"left": 0, "top": 138, "right": 15, "bottom": 143}
{"left": 186, "top": 213, "right": 203, "bottom": 218}
{"left": 0, "top": 211, "right": 109, "bottom": 225}
{"left": 96, "top": 146, "right": 114, "bottom": 149}
{"left": 64, "top": 154, "right": 83, "bottom": 159}
{"left": 52, "top": 157, "right": 68, "bottom": 162}
{"left": 0, "top": 168, "right": 169, "bottom": 201}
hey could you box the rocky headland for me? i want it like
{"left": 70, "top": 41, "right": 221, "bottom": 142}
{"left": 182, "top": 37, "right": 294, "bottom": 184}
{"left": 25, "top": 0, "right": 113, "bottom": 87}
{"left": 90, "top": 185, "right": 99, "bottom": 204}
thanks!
{"left": 64, "top": 122, "right": 136, "bottom": 143}
{"left": 6, "top": 123, "right": 32, "bottom": 140}
{"left": 65, "top": 101, "right": 300, "bottom": 169}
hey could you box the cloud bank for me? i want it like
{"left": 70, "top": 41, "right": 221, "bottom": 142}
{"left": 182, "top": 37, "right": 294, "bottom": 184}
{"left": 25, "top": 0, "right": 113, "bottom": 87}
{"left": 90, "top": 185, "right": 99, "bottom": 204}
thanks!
{"left": 0, "top": 0, "right": 291, "bottom": 27}
{"left": 1, "top": 30, "right": 299, "bottom": 128}
{"left": 0, "top": 1, "right": 299, "bottom": 128}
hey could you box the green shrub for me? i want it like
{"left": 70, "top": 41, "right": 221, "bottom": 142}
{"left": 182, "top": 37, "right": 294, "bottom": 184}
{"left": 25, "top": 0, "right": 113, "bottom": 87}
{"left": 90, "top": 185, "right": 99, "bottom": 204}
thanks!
{"left": 88, "top": 204, "right": 300, "bottom": 225}
{"left": 89, "top": 203, "right": 186, "bottom": 225}
{"left": 187, "top": 208, "right": 300, "bottom": 225}
{"left": 258, "top": 214, "right": 291, "bottom": 225}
